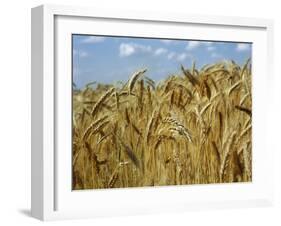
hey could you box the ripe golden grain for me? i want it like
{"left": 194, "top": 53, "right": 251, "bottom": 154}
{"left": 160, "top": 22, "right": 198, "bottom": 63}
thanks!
{"left": 72, "top": 60, "right": 252, "bottom": 190}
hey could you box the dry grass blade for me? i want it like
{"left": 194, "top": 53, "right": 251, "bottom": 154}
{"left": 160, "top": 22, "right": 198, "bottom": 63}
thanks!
{"left": 108, "top": 165, "right": 120, "bottom": 188}
{"left": 131, "top": 123, "right": 142, "bottom": 137}
{"left": 211, "top": 141, "right": 221, "bottom": 164}
{"left": 235, "top": 105, "right": 252, "bottom": 117}
{"left": 154, "top": 135, "right": 176, "bottom": 150}
{"left": 200, "top": 102, "right": 211, "bottom": 116}
{"left": 204, "top": 69, "right": 229, "bottom": 77}
{"left": 181, "top": 65, "right": 199, "bottom": 87}
{"left": 239, "top": 124, "right": 252, "bottom": 140}
{"left": 220, "top": 131, "right": 237, "bottom": 181}
{"left": 203, "top": 80, "right": 211, "bottom": 99}
{"left": 119, "top": 91, "right": 137, "bottom": 97}
{"left": 116, "top": 134, "right": 140, "bottom": 168}
{"left": 218, "top": 111, "right": 223, "bottom": 139}
{"left": 228, "top": 80, "right": 241, "bottom": 96}
{"left": 97, "top": 133, "right": 112, "bottom": 145}
{"left": 82, "top": 115, "right": 109, "bottom": 141}
{"left": 240, "top": 93, "right": 250, "bottom": 106}
{"left": 91, "top": 87, "right": 115, "bottom": 117}
{"left": 115, "top": 91, "right": 119, "bottom": 110}
{"left": 85, "top": 81, "right": 96, "bottom": 88}
{"left": 209, "top": 75, "right": 218, "bottom": 92}
{"left": 123, "top": 144, "right": 140, "bottom": 168}
{"left": 125, "top": 108, "right": 131, "bottom": 124}
{"left": 73, "top": 148, "right": 82, "bottom": 167}
{"left": 86, "top": 120, "right": 110, "bottom": 140}
{"left": 243, "top": 143, "right": 251, "bottom": 179}
{"left": 145, "top": 108, "right": 159, "bottom": 145}
{"left": 241, "top": 58, "right": 251, "bottom": 79}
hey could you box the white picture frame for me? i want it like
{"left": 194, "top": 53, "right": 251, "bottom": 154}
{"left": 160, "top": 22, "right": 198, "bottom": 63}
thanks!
{"left": 31, "top": 4, "right": 274, "bottom": 221}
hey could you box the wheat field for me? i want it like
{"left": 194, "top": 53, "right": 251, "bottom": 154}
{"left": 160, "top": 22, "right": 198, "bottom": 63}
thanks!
{"left": 72, "top": 60, "right": 252, "bottom": 190}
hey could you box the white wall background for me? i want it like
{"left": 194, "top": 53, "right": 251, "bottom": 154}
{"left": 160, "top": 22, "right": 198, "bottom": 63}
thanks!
{"left": 0, "top": 0, "right": 280, "bottom": 225}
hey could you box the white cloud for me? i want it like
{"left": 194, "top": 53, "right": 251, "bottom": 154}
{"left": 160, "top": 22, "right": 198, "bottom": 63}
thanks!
{"left": 177, "top": 53, "right": 188, "bottom": 61}
{"left": 236, "top": 43, "right": 250, "bottom": 51}
{"left": 211, "top": 52, "right": 222, "bottom": 58}
{"left": 167, "top": 52, "right": 176, "bottom": 60}
{"left": 81, "top": 36, "right": 105, "bottom": 43}
{"left": 154, "top": 48, "right": 168, "bottom": 56}
{"left": 79, "top": 51, "right": 89, "bottom": 58}
{"left": 166, "top": 52, "right": 193, "bottom": 61}
{"left": 186, "top": 40, "right": 214, "bottom": 51}
{"left": 207, "top": 46, "right": 216, "bottom": 51}
{"left": 160, "top": 40, "right": 173, "bottom": 44}
{"left": 136, "top": 44, "right": 152, "bottom": 52}
{"left": 119, "top": 43, "right": 135, "bottom": 57}
{"left": 119, "top": 43, "right": 151, "bottom": 57}
{"left": 73, "top": 49, "right": 89, "bottom": 58}
{"left": 186, "top": 41, "right": 201, "bottom": 50}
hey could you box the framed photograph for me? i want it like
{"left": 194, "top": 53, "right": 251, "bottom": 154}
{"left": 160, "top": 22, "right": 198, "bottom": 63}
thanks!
{"left": 31, "top": 4, "right": 274, "bottom": 221}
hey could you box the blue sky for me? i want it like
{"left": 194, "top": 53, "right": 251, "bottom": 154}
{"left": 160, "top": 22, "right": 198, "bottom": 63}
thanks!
{"left": 73, "top": 35, "right": 252, "bottom": 88}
